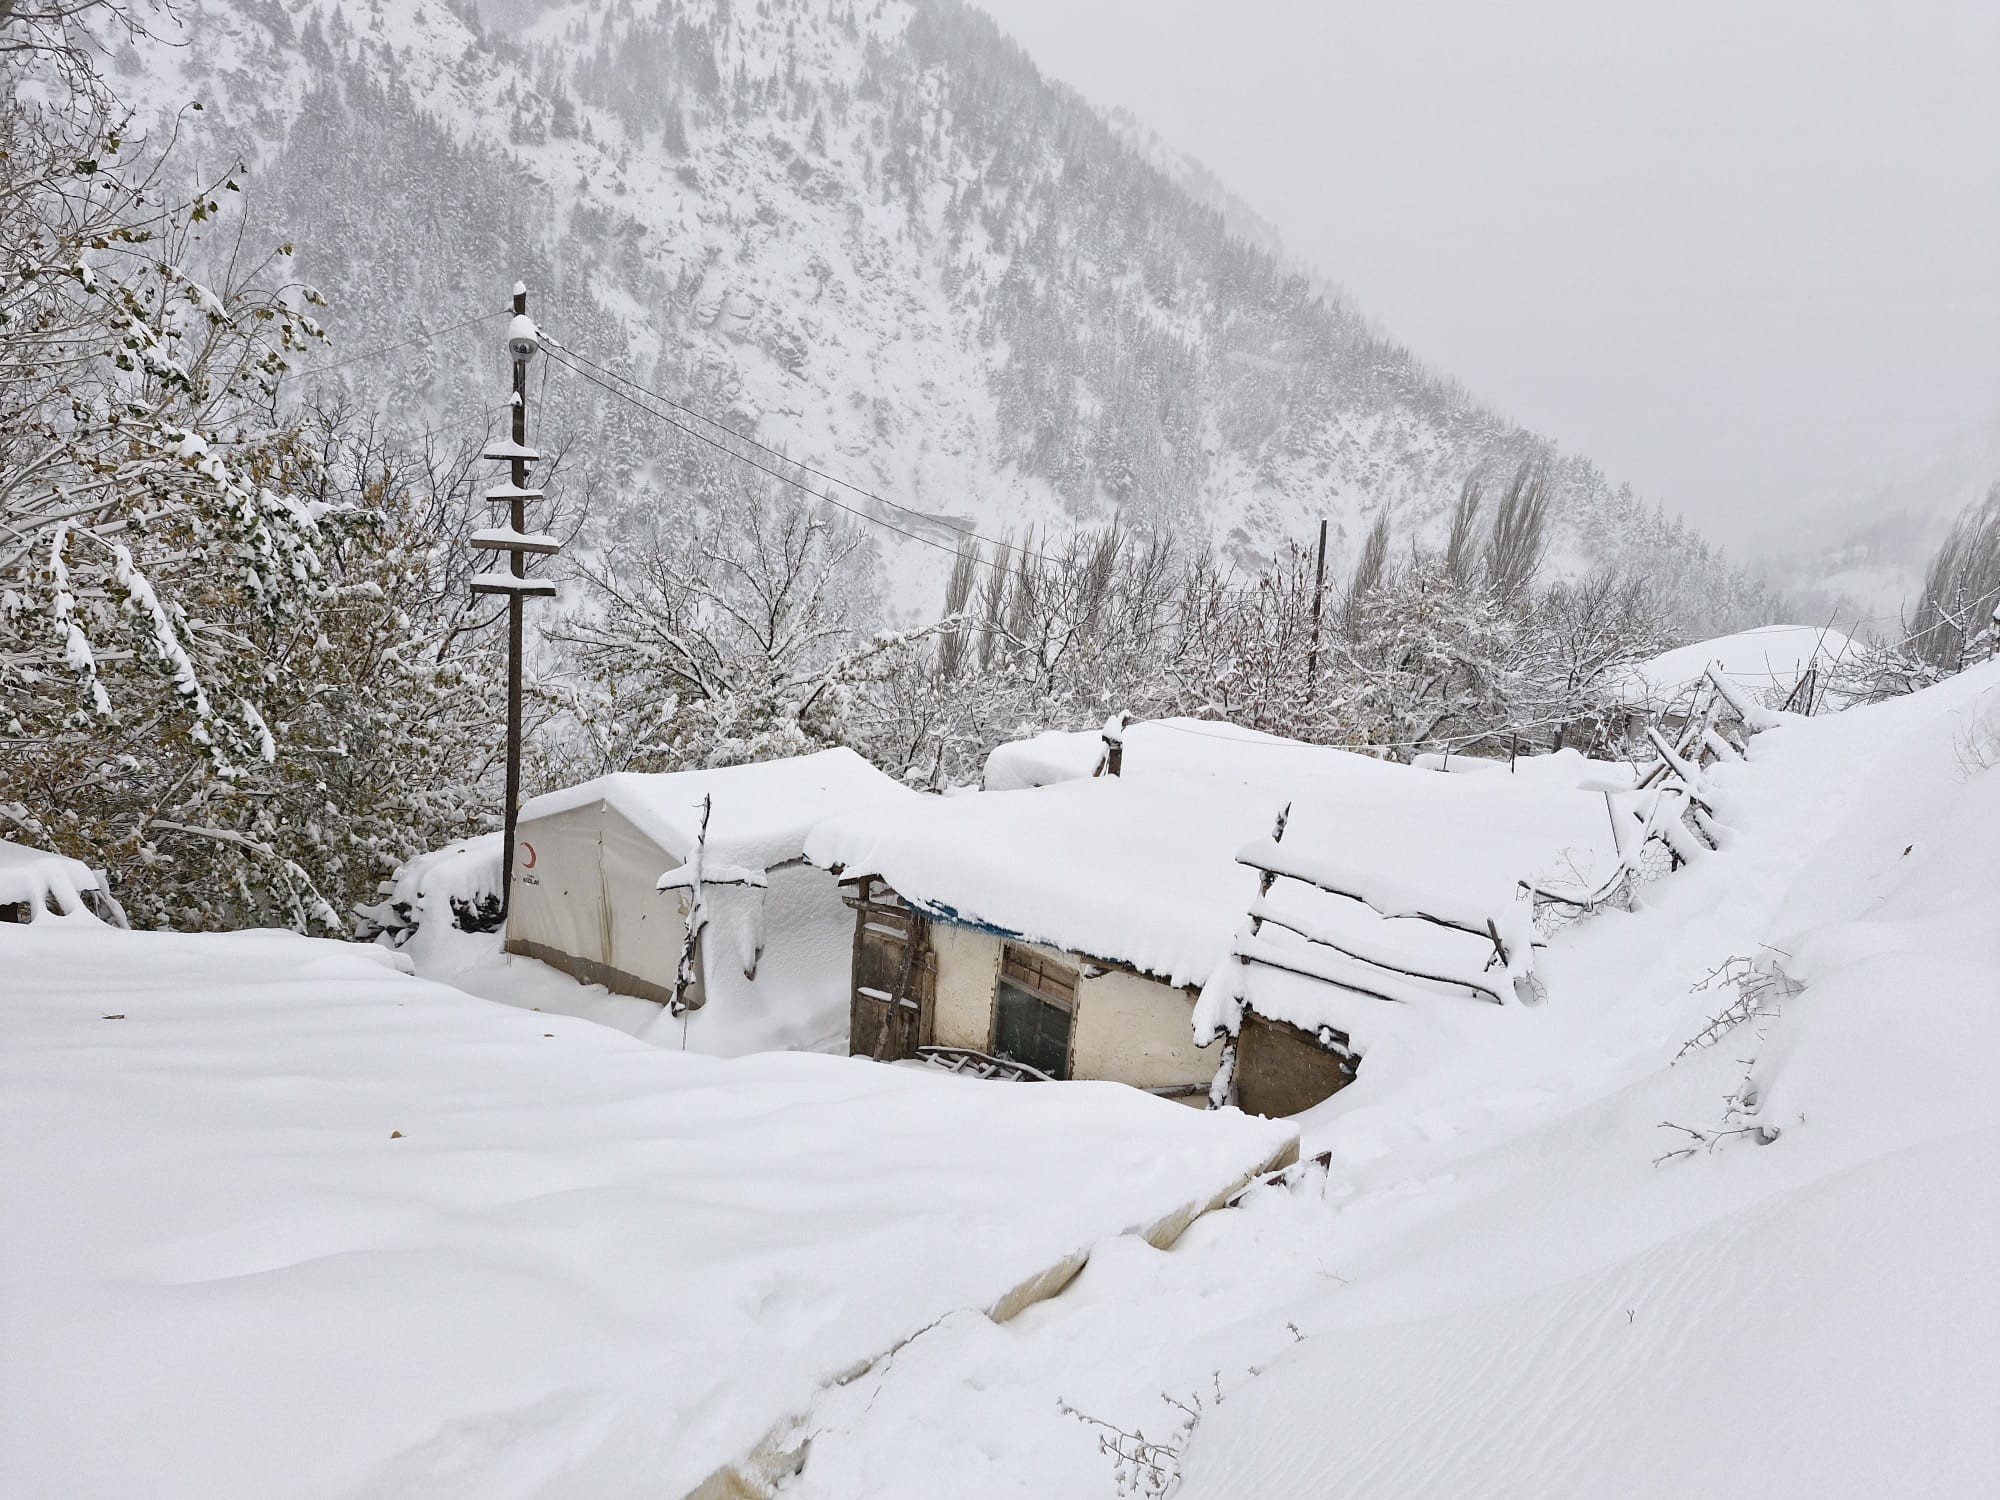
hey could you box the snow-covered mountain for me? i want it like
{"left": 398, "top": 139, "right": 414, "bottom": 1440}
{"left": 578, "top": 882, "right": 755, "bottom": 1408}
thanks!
{"left": 1751, "top": 411, "right": 2000, "bottom": 629}
{"left": 116, "top": 0, "right": 1771, "bottom": 623}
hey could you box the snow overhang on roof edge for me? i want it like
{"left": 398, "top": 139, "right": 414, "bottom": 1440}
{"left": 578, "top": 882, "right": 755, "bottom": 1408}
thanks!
{"left": 841, "top": 874, "right": 1207, "bottom": 994}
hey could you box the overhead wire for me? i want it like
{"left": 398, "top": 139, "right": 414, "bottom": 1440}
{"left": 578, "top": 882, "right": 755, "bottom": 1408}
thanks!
{"left": 549, "top": 326, "right": 2000, "bottom": 658}
{"left": 285, "top": 309, "right": 509, "bottom": 381}
{"left": 290, "top": 314, "right": 2000, "bottom": 664}
{"left": 539, "top": 328, "right": 1063, "bottom": 569}
{"left": 539, "top": 342, "right": 1041, "bottom": 570}
{"left": 537, "top": 326, "right": 1997, "bottom": 745}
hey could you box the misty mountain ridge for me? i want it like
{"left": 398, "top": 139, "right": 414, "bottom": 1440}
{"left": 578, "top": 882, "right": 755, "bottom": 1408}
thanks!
{"left": 116, "top": 0, "right": 1774, "bottom": 627}
{"left": 1749, "top": 410, "right": 2000, "bottom": 629}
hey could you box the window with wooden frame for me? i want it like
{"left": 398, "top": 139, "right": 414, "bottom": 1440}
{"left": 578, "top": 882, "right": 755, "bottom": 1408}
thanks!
{"left": 992, "top": 944, "right": 1079, "bottom": 1081}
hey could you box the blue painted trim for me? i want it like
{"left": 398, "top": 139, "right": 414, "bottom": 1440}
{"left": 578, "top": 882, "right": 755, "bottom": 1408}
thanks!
{"left": 902, "top": 894, "right": 1195, "bottom": 993}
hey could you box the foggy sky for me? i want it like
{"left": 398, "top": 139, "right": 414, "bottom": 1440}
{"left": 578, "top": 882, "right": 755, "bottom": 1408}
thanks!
{"left": 975, "top": 0, "right": 2000, "bottom": 550}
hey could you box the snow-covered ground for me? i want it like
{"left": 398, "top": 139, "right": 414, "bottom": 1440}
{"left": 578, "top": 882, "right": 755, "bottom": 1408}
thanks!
{"left": 6, "top": 664, "right": 1999, "bottom": 1498}
{"left": 0, "top": 927, "right": 1292, "bottom": 1500}
{"left": 782, "top": 662, "right": 2000, "bottom": 1497}
{"left": 1613, "top": 622, "right": 1862, "bottom": 713}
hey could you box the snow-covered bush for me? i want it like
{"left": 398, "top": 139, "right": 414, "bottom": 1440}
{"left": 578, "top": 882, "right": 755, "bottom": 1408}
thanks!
{"left": 549, "top": 474, "right": 949, "bottom": 775}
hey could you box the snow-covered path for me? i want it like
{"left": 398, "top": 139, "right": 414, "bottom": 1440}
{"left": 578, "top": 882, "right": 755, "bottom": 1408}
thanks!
{"left": 785, "top": 664, "right": 2000, "bottom": 1498}
{"left": 0, "top": 928, "right": 1292, "bottom": 1500}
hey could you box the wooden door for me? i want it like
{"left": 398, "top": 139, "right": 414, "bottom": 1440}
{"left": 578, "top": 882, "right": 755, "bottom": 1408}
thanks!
{"left": 846, "top": 878, "right": 935, "bottom": 1061}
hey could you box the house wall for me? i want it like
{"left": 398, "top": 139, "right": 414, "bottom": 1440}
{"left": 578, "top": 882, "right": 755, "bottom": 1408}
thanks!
{"left": 1235, "top": 1013, "right": 1356, "bottom": 1118}
{"left": 927, "top": 924, "right": 1213, "bottom": 1096}
{"left": 931, "top": 922, "right": 1000, "bottom": 1050}
{"left": 1071, "top": 966, "right": 1214, "bottom": 1092}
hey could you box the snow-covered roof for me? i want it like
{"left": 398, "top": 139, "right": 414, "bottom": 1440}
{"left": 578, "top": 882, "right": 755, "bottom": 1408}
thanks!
{"left": 519, "top": 748, "right": 918, "bottom": 869}
{"left": 805, "top": 760, "right": 1629, "bottom": 990}
{"left": 0, "top": 839, "right": 115, "bottom": 923}
{"left": 1612, "top": 625, "right": 1859, "bottom": 712}
{"left": 986, "top": 716, "right": 1346, "bottom": 790}
{"left": 984, "top": 715, "right": 1645, "bottom": 800}
{"left": 808, "top": 778, "right": 1268, "bottom": 988}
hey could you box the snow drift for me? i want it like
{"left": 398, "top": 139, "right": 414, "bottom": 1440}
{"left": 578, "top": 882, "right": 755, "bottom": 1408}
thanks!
{"left": 0, "top": 926, "right": 1293, "bottom": 1500}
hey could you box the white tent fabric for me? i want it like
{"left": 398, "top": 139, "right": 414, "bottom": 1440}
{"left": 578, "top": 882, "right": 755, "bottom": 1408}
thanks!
{"left": 518, "top": 748, "right": 918, "bottom": 868}
{"left": 507, "top": 752, "right": 919, "bottom": 1050}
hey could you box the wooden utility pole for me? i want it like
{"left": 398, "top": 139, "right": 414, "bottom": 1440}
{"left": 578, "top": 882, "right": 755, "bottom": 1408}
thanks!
{"left": 471, "top": 282, "right": 561, "bottom": 916}
{"left": 1305, "top": 517, "right": 1328, "bottom": 700}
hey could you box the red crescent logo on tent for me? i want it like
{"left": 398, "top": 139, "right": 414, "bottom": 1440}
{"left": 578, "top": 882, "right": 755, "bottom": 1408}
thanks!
{"left": 520, "top": 841, "right": 537, "bottom": 870}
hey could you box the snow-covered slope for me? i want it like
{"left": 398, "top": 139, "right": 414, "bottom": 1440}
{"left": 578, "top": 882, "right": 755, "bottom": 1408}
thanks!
{"left": 782, "top": 664, "right": 2000, "bottom": 1496}
{"left": 113, "top": 0, "right": 1771, "bottom": 623}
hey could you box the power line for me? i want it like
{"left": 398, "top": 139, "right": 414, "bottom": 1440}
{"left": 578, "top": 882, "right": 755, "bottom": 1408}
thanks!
{"left": 540, "top": 343, "right": 1037, "bottom": 571}
{"left": 539, "top": 327, "right": 1999, "bottom": 692}
{"left": 286, "top": 309, "right": 508, "bottom": 381}
{"left": 539, "top": 328, "right": 1060, "bottom": 570}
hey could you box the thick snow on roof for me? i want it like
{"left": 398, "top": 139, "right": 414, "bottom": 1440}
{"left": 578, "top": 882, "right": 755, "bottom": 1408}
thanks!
{"left": 518, "top": 747, "right": 917, "bottom": 868}
{"left": 810, "top": 778, "right": 1268, "bottom": 987}
{"left": 0, "top": 840, "right": 110, "bottom": 922}
{"left": 0, "top": 925, "right": 1294, "bottom": 1500}
{"left": 807, "top": 762, "right": 1628, "bottom": 989}
{"left": 985, "top": 716, "right": 1644, "bottom": 802}
{"left": 1612, "top": 624, "right": 1859, "bottom": 711}
{"left": 986, "top": 716, "right": 1355, "bottom": 791}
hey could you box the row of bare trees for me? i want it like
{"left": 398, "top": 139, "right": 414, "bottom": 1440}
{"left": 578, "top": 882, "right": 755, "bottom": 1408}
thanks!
{"left": 547, "top": 458, "right": 1676, "bottom": 789}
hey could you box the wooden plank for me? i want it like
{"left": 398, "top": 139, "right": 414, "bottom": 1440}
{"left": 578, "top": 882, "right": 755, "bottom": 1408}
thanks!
{"left": 1247, "top": 895, "right": 1508, "bottom": 1004}
{"left": 480, "top": 438, "right": 542, "bottom": 462}
{"left": 1237, "top": 927, "right": 1514, "bottom": 1006}
{"left": 470, "top": 527, "right": 563, "bottom": 555}
{"left": 1234, "top": 836, "right": 1503, "bottom": 952}
{"left": 470, "top": 574, "right": 559, "bottom": 597}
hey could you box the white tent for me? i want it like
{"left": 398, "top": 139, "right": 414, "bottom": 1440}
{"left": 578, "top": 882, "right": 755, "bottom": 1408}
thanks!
{"left": 506, "top": 749, "right": 918, "bottom": 1053}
